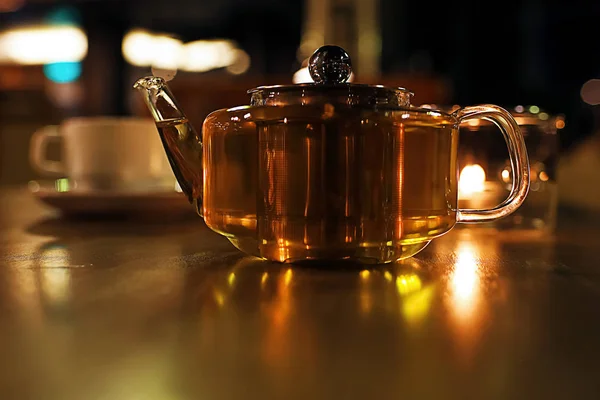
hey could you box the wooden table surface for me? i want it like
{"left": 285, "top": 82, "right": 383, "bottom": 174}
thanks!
{"left": 1, "top": 186, "right": 600, "bottom": 399}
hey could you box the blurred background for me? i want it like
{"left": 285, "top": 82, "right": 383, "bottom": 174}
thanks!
{"left": 1, "top": 0, "right": 599, "bottom": 194}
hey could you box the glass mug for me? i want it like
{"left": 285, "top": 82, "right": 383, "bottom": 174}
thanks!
{"left": 135, "top": 45, "right": 530, "bottom": 264}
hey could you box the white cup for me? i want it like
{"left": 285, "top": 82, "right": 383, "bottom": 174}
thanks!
{"left": 29, "top": 117, "right": 175, "bottom": 192}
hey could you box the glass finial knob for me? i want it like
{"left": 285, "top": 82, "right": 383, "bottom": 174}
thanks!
{"left": 308, "top": 45, "right": 352, "bottom": 84}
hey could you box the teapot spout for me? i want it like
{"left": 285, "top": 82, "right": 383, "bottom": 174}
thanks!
{"left": 133, "top": 76, "right": 202, "bottom": 207}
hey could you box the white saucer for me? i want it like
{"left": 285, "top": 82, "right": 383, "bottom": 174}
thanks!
{"left": 29, "top": 179, "right": 195, "bottom": 219}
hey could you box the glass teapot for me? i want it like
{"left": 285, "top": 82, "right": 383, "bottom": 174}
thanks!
{"left": 134, "top": 45, "right": 530, "bottom": 264}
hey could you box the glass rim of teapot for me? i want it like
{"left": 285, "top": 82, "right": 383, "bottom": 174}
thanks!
{"left": 247, "top": 83, "right": 414, "bottom": 108}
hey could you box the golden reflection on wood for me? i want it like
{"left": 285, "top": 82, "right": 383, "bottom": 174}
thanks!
{"left": 450, "top": 242, "right": 480, "bottom": 321}
{"left": 263, "top": 268, "right": 294, "bottom": 369}
{"left": 359, "top": 268, "right": 373, "bottom": 315}
{"left": 444, "top": 235, "right": 498, "bottom": 364}
{"left": 3, "top": 188, "right": 600, "bottom": 399}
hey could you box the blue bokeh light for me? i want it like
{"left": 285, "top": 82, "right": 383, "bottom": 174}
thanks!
{"left": 44, "top": 62, "right": 82, "bottom": 83}
{"left": 45, "top": 6, "right": 82, "bottom": 26}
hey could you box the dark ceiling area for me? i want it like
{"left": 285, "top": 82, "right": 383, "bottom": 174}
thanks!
{"left": 2, "top": 0, "right": 600, "bottom": 149}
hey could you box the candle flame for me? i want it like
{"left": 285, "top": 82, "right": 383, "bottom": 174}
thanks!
{"left": 459, "top": 164, "right": 486, "bottom": 197}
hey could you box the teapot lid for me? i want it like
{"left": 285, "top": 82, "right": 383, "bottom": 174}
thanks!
{"left": 248, "top": 45, "right": 413, "bottom": 107}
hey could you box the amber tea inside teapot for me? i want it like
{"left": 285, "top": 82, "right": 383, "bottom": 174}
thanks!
{"left": 134, "top": 45, "right": 530, "bottom": 264}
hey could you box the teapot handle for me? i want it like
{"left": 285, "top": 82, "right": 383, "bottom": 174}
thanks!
{"left": 454, "top": 105, "right": 530, "bottom": 223}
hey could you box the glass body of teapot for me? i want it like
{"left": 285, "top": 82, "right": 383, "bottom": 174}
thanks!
{"left": 135, "top": 45, "right": 530, "bottom": 264}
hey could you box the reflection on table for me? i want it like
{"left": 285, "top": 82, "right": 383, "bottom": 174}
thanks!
{"left": 1, "top": 187, "right": 600, "bottom": 399}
